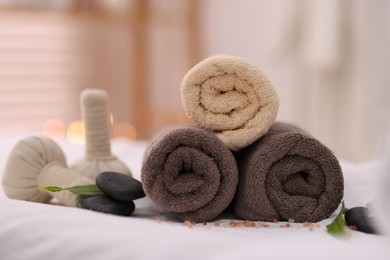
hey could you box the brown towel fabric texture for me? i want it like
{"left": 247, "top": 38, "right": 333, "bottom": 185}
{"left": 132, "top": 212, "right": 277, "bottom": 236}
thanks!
{"left": 234, "top": 122, "right": 344, "bottom": 223}
{"left": 181, "top": 55, "right": 279, "bottom": 152}
{"left": 141, "top": 126, "right": 238, "bottom": 222}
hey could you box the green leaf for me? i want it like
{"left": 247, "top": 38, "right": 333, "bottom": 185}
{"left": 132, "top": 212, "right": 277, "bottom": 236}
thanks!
{"left": 327, "top": 201, "right": 348, "bottom": 237}
{"left": 41, "top": 186, "right": 63, "bottom": 192}
{"left": 64, "top": 185, "right": 104, "bottom": 196}
{"left": 41, "top": 184, "right": 104, "bottom": 196}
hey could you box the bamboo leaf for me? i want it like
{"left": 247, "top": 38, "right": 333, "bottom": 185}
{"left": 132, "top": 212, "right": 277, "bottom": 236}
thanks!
{"left": 64, "top": 185, "right": 104, "bottom": 196}
{"left": 41, "top": 184, "right": 103, "bottom": 196}
{"left": 41, "top": 186, "right": 63, "bottom": 192}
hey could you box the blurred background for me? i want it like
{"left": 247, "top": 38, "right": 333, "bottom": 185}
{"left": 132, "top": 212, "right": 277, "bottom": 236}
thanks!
{"left": 0, "top": 0, "right": 389, "bottom": 162}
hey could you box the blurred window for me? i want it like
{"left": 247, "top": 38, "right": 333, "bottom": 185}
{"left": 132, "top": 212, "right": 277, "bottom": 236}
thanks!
{"left": 0, "top": 11, "right": 87, "bottom": 133}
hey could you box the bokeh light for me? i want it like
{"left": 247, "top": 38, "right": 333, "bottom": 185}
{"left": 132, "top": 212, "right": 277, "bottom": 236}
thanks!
{"left": 67, "top": 120, "right": 85, "bottom": 144}
{"left": 110, "top": 113, "right": 114, "bottom": 127}
{"left": 112, "top": 122, "right": 137, "bottom": 142}
{"left": 41, "top": 118, "right": 66, "bottom": 140}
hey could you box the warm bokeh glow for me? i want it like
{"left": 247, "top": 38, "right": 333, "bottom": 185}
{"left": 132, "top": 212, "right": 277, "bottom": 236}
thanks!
{"left": 110, "top": 113, "right": 114, "bottom": 127}
{"left": 67, "top": 120, "right": 85, "bottom": 144}
{"left": 41, "top": 118, "right": 66, "bottom": 140}
{"left": 112, "top": 122, "right": 137, "bottom": 142}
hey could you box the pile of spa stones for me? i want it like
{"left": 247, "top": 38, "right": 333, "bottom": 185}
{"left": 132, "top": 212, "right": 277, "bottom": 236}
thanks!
{"left": 77, "top": 172, "right": 145, "bottom": 216}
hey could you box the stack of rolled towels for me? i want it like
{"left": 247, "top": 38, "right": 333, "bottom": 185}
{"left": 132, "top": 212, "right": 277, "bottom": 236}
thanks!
{"left": 141, "top": 55, "right": 344, "bottom": 223}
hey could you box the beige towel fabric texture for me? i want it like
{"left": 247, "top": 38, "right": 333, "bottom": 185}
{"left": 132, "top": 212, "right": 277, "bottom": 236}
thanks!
{"left": 181, "top": 55, "right": 279, "bottom": 151}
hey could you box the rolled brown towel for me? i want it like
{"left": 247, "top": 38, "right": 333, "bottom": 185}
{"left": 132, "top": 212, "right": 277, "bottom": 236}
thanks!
{"left": 234, "top": 122, "right": 344, "bottom": 223}
{"left": 141, "top": 126, "right": 238, "bottom": 222}
{"left": 181, "top": 55, "right": 279, "bottom": 151}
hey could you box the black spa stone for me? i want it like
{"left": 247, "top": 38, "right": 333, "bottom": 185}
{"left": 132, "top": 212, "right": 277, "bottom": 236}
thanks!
{"left": 77, "top": 196, "right": 135, "bottom": 216}
{"left": 96, "top": 171, "right": 146, "bottom": 201}
{"left": 345, "top": 207, "right": 379, "bottom": 234}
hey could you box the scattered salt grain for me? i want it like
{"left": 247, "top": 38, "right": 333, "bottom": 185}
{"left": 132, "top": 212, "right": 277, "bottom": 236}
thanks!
{"left": 260, "top": 223, "right": 270, "bottom": 228}
{"left": 184, "top": 220, "right": 195, "bottom": 228}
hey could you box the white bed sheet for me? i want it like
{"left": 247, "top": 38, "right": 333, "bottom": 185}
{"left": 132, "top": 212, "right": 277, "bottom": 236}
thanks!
{"left": 0, "top": 136, "right": 389, "bottom": 260}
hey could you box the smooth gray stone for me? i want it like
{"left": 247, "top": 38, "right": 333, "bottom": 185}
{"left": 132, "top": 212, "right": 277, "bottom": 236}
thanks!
{"left": 77, "top": 196, "right": 135, "bottom": 216}
{"left": 345, "top": 207, "right": 379, "bottom": 234}
{"left": 96, "top": 171, "right": 146, "bottom": 201}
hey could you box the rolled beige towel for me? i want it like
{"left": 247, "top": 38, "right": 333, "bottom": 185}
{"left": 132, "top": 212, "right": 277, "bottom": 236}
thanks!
{"left": 181, "top": 55, "right": 279, "bottom": 151}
